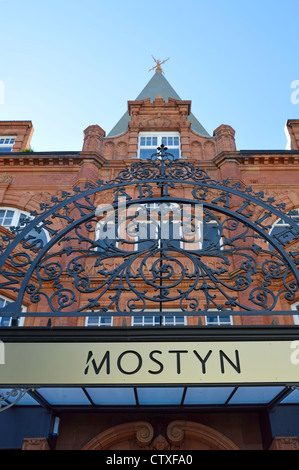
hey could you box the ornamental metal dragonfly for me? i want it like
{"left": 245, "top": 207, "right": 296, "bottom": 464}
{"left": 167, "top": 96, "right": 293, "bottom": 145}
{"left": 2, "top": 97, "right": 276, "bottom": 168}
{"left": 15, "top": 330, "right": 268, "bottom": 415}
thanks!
{"left": 0, "top": 145, "right": 298, "bottom": 320}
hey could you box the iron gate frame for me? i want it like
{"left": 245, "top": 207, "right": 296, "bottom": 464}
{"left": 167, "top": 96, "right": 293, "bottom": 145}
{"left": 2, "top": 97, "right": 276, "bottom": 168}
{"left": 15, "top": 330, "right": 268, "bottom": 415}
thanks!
{"left": 0, "top": 146, "right": 298, "bottom": 321}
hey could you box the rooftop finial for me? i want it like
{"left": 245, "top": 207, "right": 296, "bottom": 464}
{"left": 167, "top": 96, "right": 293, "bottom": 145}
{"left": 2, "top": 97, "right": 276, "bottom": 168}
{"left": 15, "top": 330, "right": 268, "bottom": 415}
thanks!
{"left": 149, "top": 56, "right": 170, "bottom": 74}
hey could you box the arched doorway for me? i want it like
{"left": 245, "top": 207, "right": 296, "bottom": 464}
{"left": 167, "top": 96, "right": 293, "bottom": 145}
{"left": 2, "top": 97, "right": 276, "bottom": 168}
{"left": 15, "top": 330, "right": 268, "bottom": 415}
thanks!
{"left": 81, "top": 420, "right": 239, "bottom": 450}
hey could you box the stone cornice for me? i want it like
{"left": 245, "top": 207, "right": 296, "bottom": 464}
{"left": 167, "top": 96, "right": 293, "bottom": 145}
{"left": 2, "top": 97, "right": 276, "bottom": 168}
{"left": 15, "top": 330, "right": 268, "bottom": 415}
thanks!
{"left": 0, "top": 151, "right": 107, "bottom": 168}
{"left": 213, "top": 150, "right": 299, "bottom": 167}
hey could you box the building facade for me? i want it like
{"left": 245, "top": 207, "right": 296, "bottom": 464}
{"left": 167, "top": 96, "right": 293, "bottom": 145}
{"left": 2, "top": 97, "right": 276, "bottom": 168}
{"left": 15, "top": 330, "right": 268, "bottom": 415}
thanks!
{"left": 0, "top": 68, "right": 299, "bottom": 450}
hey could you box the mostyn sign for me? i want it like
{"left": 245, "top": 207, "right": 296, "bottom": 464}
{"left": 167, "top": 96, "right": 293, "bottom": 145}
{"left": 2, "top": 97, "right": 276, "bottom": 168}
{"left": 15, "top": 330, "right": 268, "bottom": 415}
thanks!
{"left": 0, "top": 341, "right": 299, "bottom": 386}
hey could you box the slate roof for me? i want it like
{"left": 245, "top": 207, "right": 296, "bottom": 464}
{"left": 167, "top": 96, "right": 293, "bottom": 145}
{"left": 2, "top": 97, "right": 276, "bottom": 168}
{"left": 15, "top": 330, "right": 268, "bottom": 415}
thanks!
{"left": 107, "top": 71, "right": 210, "bottom": 137}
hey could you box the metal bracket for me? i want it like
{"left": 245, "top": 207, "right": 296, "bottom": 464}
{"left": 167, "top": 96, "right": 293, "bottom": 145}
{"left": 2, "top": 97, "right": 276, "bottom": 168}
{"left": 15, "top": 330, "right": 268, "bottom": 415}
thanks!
{"left": 0, "top": 388, "right": 34, "bottom": 413}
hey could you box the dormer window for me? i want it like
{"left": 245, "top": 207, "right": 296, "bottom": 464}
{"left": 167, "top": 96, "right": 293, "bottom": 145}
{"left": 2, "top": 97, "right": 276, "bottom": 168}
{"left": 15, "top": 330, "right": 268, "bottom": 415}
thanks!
{"left": 0, "top": 137, "right": 15, "bottom": 153}
{"left": 138, "top": 132, "right": 180, "bottom": 159}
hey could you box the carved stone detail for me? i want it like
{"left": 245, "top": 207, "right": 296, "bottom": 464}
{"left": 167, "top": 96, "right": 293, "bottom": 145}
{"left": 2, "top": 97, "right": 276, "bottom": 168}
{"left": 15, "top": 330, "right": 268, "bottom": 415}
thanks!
{"left": 0, "top": 173, "right": 14, "bottom": 186}
{"left": 269, "top": 437, "right": 299, "bottom": 450}
{"left": 82, "top": 420, "right": 240, "bottom": 451}
{"left": 22, "top": 438, "right": 50, "bottom": 450}
{"left": 167, "top": 420, "right": 239, "bottom": 450}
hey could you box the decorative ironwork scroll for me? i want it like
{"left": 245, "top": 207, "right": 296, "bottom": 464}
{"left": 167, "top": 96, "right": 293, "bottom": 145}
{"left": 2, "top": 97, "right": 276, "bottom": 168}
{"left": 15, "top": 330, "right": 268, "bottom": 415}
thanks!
{"left": 0, "top": 145, "right": 298, "bottom": 319}
{"left": 0, "top": 388, "right": 33, "bottom": 412}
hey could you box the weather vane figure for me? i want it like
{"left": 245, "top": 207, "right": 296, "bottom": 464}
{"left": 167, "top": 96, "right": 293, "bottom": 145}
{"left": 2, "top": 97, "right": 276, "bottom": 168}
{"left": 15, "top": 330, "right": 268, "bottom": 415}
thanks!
{"left": 149, "top": 56, "right": 170, "bottom": 73}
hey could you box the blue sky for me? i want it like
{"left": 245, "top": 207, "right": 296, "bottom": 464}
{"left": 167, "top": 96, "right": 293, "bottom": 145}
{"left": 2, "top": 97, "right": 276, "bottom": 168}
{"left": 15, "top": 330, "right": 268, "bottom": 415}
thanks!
{"left": 0, "top": 0, "right": 298, "bottom": 152}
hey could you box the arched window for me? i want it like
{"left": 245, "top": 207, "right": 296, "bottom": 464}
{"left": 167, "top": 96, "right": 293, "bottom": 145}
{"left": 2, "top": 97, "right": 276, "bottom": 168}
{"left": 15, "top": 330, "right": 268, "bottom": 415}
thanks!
{"left": 0, "top": 207, "right": 49, "bottom": 246}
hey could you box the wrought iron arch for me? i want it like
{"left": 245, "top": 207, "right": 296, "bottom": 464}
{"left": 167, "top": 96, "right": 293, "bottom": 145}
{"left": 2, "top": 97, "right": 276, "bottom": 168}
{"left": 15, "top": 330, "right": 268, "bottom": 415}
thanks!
{"left": 0, "top": 146, "right": 298, "bottom": 321}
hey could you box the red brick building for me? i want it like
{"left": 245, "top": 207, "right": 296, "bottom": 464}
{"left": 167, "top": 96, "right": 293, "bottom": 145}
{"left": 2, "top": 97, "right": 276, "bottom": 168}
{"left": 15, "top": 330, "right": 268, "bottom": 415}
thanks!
{"left": 0, "top": 67, "right": 299, "bottom": 451}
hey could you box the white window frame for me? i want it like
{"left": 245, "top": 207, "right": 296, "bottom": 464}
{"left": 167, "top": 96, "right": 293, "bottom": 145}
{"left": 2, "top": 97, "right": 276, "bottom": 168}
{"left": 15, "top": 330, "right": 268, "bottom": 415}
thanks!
{"left": 131, "top": 309, "right": 187, "bottom": 327}
{"left": 0, "top": 136, "right": 15, "bottom": 152}
{"left": 0, "top": 206, "right": 50, "bottom": 243}
{"left": 0, "top": 207, "right": 23, "bottom": 228}
{"left": 138, "top": 132, "right": 181, "bottom": 159}
{"left": 199, "top": 218, "right": 222, "bottom": 251}
{"left": 269, "top": 208, "right": 299, "bottom": 249}
{"left": 95, "top": 220, "right": 118, "bottom": 249}
{"left": 205, "top": 309, "right": 233, "bottom": 326}
{"left": 131, "top": 315, "right": 161, "bottom": 327}
{"left": 85, "top": 313, "right": 114, "bottom": 327}
{"left": 291, "top": 302, "right": 299, "bottom": 325}
{"left": 0, "top": 294, "right": 26, "bottom": 327}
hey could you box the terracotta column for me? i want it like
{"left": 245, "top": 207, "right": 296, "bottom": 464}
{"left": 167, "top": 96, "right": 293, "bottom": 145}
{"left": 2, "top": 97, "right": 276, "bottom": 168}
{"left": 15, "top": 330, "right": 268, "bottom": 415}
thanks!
{"left": 214, "top": 124, "right": 236, "bottom": 154}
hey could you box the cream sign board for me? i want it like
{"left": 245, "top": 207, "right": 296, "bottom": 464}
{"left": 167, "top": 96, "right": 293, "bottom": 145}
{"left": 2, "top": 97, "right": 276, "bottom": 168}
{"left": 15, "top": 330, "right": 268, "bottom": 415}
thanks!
{"left": 0, "top": 341, "right": 299, "bottom": 386}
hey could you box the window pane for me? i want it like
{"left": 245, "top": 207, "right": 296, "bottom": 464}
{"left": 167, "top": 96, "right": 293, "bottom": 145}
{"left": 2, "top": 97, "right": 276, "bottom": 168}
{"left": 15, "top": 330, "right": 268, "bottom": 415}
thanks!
{"left": 206, "top": 315, "right": 232, "bottom": 326}
{"left": 175, "top": 316, "right": 185, "bottom": 325}
{"left": 140, "top": 149, "right": 156, "bottom": 160}
{"left": 39, "top": 387, "right": 91, "bottom": 406}
{"left": 132, "top": 316, "right": 160, "bottom": 326}
{"left": 202, "top": 223, "right": 219, "bottom": 249}
{"left": 169, "top": 148, "right": 180, "bottom": 160}
{"left": 87, "top": 317, "right": 99, "bottom": 326}
{"left": 206, "top": 316, "right": 218, "bottom": 324}
{"left": 143, "top": 316, "right": 158, "bottom": 325}
{"left": 271, "top": 226, "right": 295, "bottom": 245}
{"left": 86, "top": 387, "right": 136, "bottom": 405}
{"left": 4, "top": 211, "right": 14, "bottom": 226}
{"left": 0, "top": 317, "right": 11, "bottom": 327}
{"left": 163, "top": 315, "right": 185, "bottom": 325}
{"left": 221, "top": 315, "right": 231, "bottom": 323}
{"left": 96, "top": 238, "right": 116, "bottom": 250}
{"left": 139, "top": 134, "right": 180, "bottom": 159}
{"left": 25, "top": 228, "right": 48, "bottom": 246}
{"left": 137, "top": 387, "right": 184, "bottom": 405}
{"left": 229, "top": 386, "right": 284, "bottom": 404}
{"left": 0, "top": 210, "right": 15, "bottom": 226}
{"left": 0, "top": 297, "right": 11, "bottom": 308}
{"left": 184, "top": 387, "right": 235, "bottom": 405}
{"left": 100, "top": 317, "right": 113, "bottom": 326}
